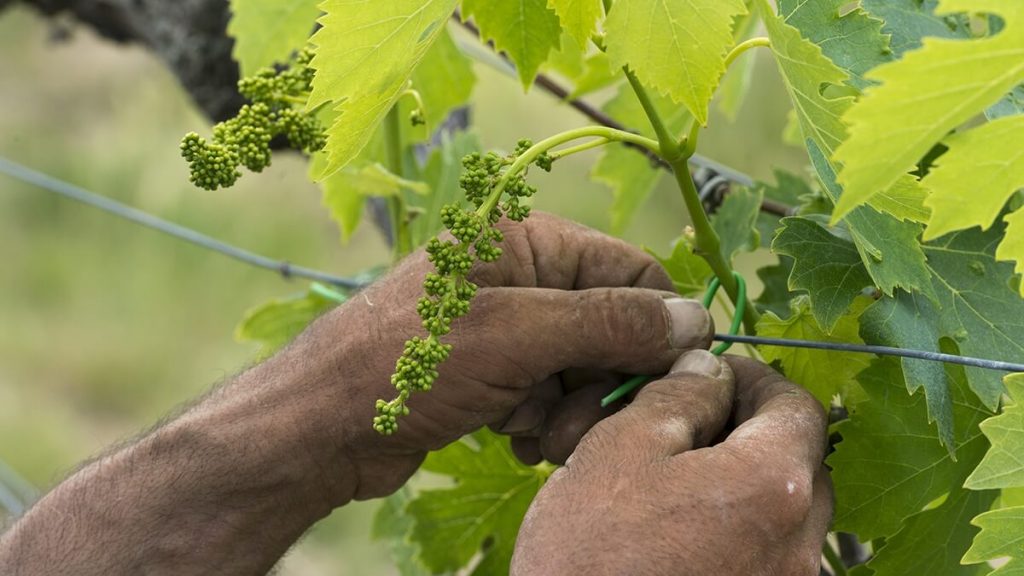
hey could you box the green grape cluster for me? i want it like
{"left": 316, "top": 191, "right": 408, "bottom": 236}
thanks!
{"left": 373, "top": 140, "right": 549, "bottom": 435}
{"left": 180, "top": 48, "right": 326, "bottom": 190}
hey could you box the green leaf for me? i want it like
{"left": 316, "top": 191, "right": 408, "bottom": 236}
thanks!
{"left": 373, "top": 488, "right": 435, "bottom": 576}
{"left": 756, "top": 295, "right": 871, "bottom": 407}
{"left": 228, "top": 0, "right": 321, "bottom": 76}
{"left": 988, "top": 84, "right": 1024, "bottom": 120}
{"left": 402, "top": 29, "right": 476, "bottom": 143}
{"left": 754, "top": 259, "right": 795, "bottom": 318}
{"left": 758, "top": 0, "right": 935, "bottom": 297}
{"left": 861, "top": 0, "right": 971, "bottom": 59}
{"left": 861, "top": 225, "right": 1024, "bottom": 446}
{"left": 605, "top": 0, "right": 747, "bottom": 126}
{"left": 867, "top": 487, "right": 997, "bottom": 576}
{"left": 461, "top": 0, "right": 562, "bottom": 90}
{"left": 772, "top": 216, "right": 873, "bottom": 332}
{"left": 828, "top": 357, "right": 992, "bottom": 540}
{"left": 234, "top": 287, "right": 341, "bottom": 356}
{"left": 755, "top": 169, "right": 817, "bottom": 248}
{"left": 408, "top": 131, "right": 481, "bottom": 248}
{"left": 832, "top": 0, "right": 1024, "bottom": 220}
{"left": 717, "top": 10, "right": 759, "bottom": 122}
{"left": 777, "top": 0, "right": 892, "bottom": 89}
{"left": 999, "top": 208, "right": 1024, "bottom": 296}
{"left": 923, "top": 117, "right": 1024, "bottom": 251}
{"left": 408, "top": 432, "right": 550, "bottom": 574}
{"left": 710, "top": 186, "right": 762, "bottom": 263}
{"left": 545, "top": 36, "right": 618, "bottom": 99}
{"left": 963, "top": 504, "right": 1024, "bottom": 574}
{"left": 346, "top": 163, "right": 430, "bottom": 198}
{"left": 966, "top": 375, "right": 1024, "bottom": 490}
{"left": 592, "top": 84, "right": 689, "bottom": 233}
{"left": 547, "top": 0, "right": 602, "bottom": 48}
{"left": 308, "top": 0, "right": 458, "bottom": 178}
{"left": 647, "top": 238, "right": 713, "bottom": 297}
{"left": 868, "top": 174, "right": 931, "bottom": 224}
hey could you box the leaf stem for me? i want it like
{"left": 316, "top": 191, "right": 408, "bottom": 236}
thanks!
{"left": 548, "top": 138, "right": 610, "bottom": 161}
{"left": 623, "top": 68, "right": 760, "bottom": 334}
{"left": 384, "top": 106, "right": 413, "bottom": 260}
{"left": 477, "top": 126, "right": 660, "bottom": 217}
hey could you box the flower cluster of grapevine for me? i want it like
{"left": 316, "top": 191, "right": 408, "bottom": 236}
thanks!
{"left": 180, "top": 48, "right": 326, "bottom": 190}
{"left": 373, "top": 140, "right": 552, "bottom": 435}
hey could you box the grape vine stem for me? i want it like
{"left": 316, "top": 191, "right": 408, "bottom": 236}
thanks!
{"left": 384, "top": 105, "right": 413, "bottom": 259}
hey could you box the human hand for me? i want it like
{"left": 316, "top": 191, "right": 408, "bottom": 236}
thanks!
{"left": 287, "top": 212, "right": 714, "bottom": 501}
{"left": 511, "top": 353, "right": 832, "bottom": 576}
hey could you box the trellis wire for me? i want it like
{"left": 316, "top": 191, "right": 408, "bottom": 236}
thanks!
{"left": 3, "top": 157, "right": 1023, "bottom": 375}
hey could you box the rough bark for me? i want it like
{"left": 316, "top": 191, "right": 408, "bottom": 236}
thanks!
{"left": 11, "top": 0, "right": 242, "bottom": 121}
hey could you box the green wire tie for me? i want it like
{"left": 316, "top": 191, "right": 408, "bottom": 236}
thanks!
{"left": 600, "top": 271, "right": 747, "bottom": 407}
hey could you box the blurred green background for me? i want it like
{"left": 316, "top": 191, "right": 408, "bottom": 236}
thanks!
{"left": 0, "top": 7, "right": 804, "bottom": 573}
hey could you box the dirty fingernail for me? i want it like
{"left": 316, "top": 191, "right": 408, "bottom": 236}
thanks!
{"left": 670, "top": 349, "right": 723, "bottom": 378}
{"left": 664, "top": 298, "right": 713, "bottom": 349}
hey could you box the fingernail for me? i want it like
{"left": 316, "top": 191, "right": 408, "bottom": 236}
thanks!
{"left": 499, "top": 402, "right": 546, "bottom": 434}
{"left": 670, "top": 349, "right": 723, "bottom": 378}
{"left": 664, "top": 298, "right": 712, "bottom": 349}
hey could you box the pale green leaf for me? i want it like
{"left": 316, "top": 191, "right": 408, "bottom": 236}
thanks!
{"left": 372, "top": 488, "right": 435, "bottom": 576}
{"left": 923, "top": 116, "right": 1024, "bottom": 240}
{"left": 401, "top": 28, "right": 476, "bottom": 143}
{"left": 710, "top": 187, "right": 762, "bottom": 263}
{"left": 545, "top": 35, "right": 618, "bottom": 99}
{"left": 340, "top": 163, "right": 430, "bottom": 198}
{"left": 756, "top": 295, "right": 870, "bottom": 407}
{"left": 963, "top": 504, "right": 1024, "bottom": 574}
{"left": 828, "top": 357, "right": 992, "bottom": 539}
{"left": 605, "top": 0, "right": 747, "bottom": 125}
{"left": 461, "top": 0, "right": 562, "bottom": 90}
{"left": 833, "top": 0, "right": 1024, "bottom": 220}
{"left": 861, "top": 0, "right": 971, "bottom": 58}
{"left": 547, "top": 0, "right": 602, "bottom": 47}
{"left": 998, "top": 208, "right": 1024, "bottom": 296}
{"left": 868, "top": 174, "right": 931, "bottom": 224}
{"left": 228, "top": 0, "right": 321, "bottom": 76}
{"left": 647, "top": 238, "right": 713, "bottom": 297}
{"left": 861, "top": 225, "right": 1024, "bottom": 446}
{"left": 408, "top": 131, "right": 481, "bottom": 248}
{"left": 235, "top": 287, "right": 341, "bottom": 355}
{"left": 771, "top": 217, "right": 873, "bottom": 332}
{"left": 867, "top": 487, "right": 997, "bottom": 576}
{"left": 308, "top": 0, "right": 458, "bottom": 178}
{"left": 408, "top": 432, "right": 550, "bottom": 574}
{"left": 966, "top": 375, "right": 1024, "bottom": 490}
{"left": 778, "top": 0, "right": 892, "bottom": 89}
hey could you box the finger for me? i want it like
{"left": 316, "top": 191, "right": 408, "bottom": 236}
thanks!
{"left": 719, "top": 356, "right": 829, "bottom": 478}
{"left": 469, "top": 212, "right": 675, "bottom": 291}
{"left": 561, "top": 367, "right": 621, "bottom": 393}
{"left": 569, "top": 350, "right": 734, "bottom": 464}
{"left": 539, "top": 380, "right": 624, "bottom": 465}
{"left": 796, "top": 467, "right": 834, "bottom": 574}
{"left": 453, "top": 287, "right": 715, "bottom": 381}
{"left": 489, "top": 375, "right": 563, "bottom": 436}
{"left": 511, "top": 437, "right": 543, "bottom": 466}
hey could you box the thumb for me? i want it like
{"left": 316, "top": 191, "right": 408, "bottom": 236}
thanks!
{"left": 457, "top": 287, "right": 714, "bottom": 379}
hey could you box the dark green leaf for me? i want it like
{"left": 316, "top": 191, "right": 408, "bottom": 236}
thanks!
{"left": 711, "top": 187, "right": 763, "bottom": 264}
{"left": 647, "top": 238, "right": 713, "bottom": 297}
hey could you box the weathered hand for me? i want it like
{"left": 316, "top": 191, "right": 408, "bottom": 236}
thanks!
{"left": 511, "top": 353, "right": 833, "bottom": 576}
{"left": 293, "top": 212, "right": 714, "bottom": 500}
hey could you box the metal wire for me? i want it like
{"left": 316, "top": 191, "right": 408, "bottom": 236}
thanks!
{"left": 716, "top": 334, "right": 1024, "bottom": 373}
{"left": 0, "top": 157, "right": 364, "bottom": 290}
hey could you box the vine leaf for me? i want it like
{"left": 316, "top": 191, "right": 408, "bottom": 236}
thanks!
{"left": 867, "top": 175, "right": 930, "bottom": 224}
{"left": 771, "top": 217, "right": 872, "bottom": 332}
{"left": 228, "top": 0, "right": 321, "bottom": 76}
{"left": 308, "top": 0, "right": 457, "bottom": 179}
{"left": 373, "top": 488, "right": 435, "bottom": 576}
{"left": 965, "top": 374, "right": 1024, "bottom": 491}
{"left": 717, "top": 10, "right": 759, "bottom": 122}
{"left": 963, "top": 506, "right": 1024, "bottom": 575}
{"left": 592, "top": 84, "right": 689, "bottom": 233}
{"left": 861, "top": 0, "right": 971, "bottom": 59}
{"left": 547, "top": 0, "right": 603, "bottom": 48}
{"left": 235, "top": 287, "right": 341, "bottom": 356}
{"left": 1000, "top": 209, "right": 1024, "bottom": 296}
{"left": 648, "top": 238, "right": 713, "bottom": 297}
{"left": 988, "top": 84, "right": 1024, "bottom": 120}
{"left": 867, "top": 487, "right": 997, "bottom": 576}
{"left": 758, "top": 0, "right": 934, "bottom": 297}
{"left": 827, "top": 357, "right": 992, "bottom": 540}
{"left": 408, "top": 131, "right": 481, "bottom": 249}
{"left": 407, "top": 432, "right": 550, "bottom": 574}
{"left": 921, "top": 116, "right": 1024, "bottom": 290}
{"left": 461, "top": 0, "right": 562, "bottom": 90}
{"left": 401, "top": 29, "right": 476, "bottom": 144}
{"left": 756, "top": 295, "right": 871, "bottom": 408}
{"left": 861, "top": 225, "right": 1024, "bottom": 447}
{"left": 710, "top": 186, "right": 762, "bottom": 264}
{"left": 755, "top": 169, "right": 817, "bottom": 249}
{"left": 604, "top": 0, "right": 747, "bottom": 126}
{"left": 777, "top": 0, "right": 891, "bottom": 89}
{"left": 754, "top": 259, "right": 795, "bottom": 318}
{"left": 832, "top": 0, "right": 1024, "bottom": 220}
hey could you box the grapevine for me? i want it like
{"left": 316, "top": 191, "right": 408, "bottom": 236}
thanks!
{"left": 180, "top": 48, "right": 326, "bottom": 191}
